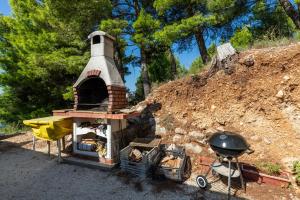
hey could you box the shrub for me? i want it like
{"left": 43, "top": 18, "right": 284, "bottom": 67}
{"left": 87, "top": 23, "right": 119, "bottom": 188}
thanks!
{"left": 0, "top": 122, "right": 29, "bottom": 135}
{"left": 256, "top": 162, "right": 281, "bottom": 175}
{"left": 230, "top": 26, "right": 253, "bottom": 49}
{"left": 293, "top": 161, "right": 300, "bottom": 185}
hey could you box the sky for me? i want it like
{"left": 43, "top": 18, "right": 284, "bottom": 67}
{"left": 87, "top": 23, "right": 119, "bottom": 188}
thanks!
{"left": 0, "top": 0, "right": 200, "bottom": 92}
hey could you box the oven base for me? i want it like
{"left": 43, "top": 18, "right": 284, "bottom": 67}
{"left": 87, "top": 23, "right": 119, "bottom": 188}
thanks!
{"left": 62, "top": 155, "right": 117, "bottom": 170}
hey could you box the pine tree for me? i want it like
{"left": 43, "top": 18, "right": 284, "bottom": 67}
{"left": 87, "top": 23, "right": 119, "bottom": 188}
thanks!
{"left": 278, "top": 0, "right": 300, "bottom": 29}
{"left": 153, "top": 0, "right": 249, "bottom": 63}
{"left": 0, "top": 0, "right": 111, "bottom": 122}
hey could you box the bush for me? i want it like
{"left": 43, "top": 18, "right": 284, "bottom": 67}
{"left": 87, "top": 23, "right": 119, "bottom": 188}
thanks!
{"left": 230, "top": 26, "right": 253, "bottom": 49}
{"left": 0, "top": 122, "right": 29, "bottom": 135}
{"left": 256, "top": 162, "right": 281, "bottom": 175}
{"left": 293, "top": 161, "right": 300, "bottom": 185}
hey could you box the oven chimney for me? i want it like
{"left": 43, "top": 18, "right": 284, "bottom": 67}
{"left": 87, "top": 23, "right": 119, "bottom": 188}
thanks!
{"left": 89, "top": 31, "right": 114, "bottom": 59}
{"left": 73, "top": 31, "right": 128, "bottom": 112}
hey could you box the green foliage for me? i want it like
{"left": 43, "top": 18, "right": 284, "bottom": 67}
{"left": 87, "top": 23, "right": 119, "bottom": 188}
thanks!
{"left": 0, "top": 122, "right": 30, "bottom": 135}
{"left": 3, "top": 0, "right": 300, "bottom": 121}
{"left": 132, "top": 9, "right": 161, "bottom": 48}
{"left": 134, "top": 52, "right": 187, "bottom": 101}
{"left": 256, "top": 162, "right": 281, "bottom": 175}
{"left": 0, "top": 0, "right": 111, "bottom": 122}
{"left": 189, "top": 57, "right": 204, "bottom": 74}
{"left": 100, "top": 19, "right": 131, "bottom": 78}
{"left": 154, "top": 14, "right": 216, "bottom": 46}
{"left": 230, "top": 26, "right": 253, "bottom": 49}
{"left": 252, "top": 1, "right": 295, "bottom": 39}
{"left": 293, "top": 161, "right": 300, "bottom": 185}
{"left": 207, "top": 43, "right": 217, "bottom": 57}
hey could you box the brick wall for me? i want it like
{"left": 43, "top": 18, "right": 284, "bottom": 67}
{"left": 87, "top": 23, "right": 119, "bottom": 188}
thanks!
{"left": 73, "top": 84, "right": 127, "bottom": 112}
{"left": 107, "top": 85, "right": 128, "bottom": 112}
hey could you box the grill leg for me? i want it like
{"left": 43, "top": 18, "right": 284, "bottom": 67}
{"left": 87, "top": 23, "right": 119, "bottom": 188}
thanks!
{"left": 228, "top": 159, "right": 231, "bottom": 200}
{"left": 62, "top": 136, "right": 66, "bottom": 151}
{"left": 236, "top": 157, "right": 245, "bottom": 192}
{"left": 57, "top": 139, "right": 62, "bottom": 163}
{"left": 47, "top": 141, "right": 50, "bottom": 157}
{"left": 32, "top": 136, "right": 36, "bottom": 151}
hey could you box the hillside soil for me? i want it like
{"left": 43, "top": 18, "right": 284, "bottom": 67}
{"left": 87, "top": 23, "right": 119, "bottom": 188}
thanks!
{"left": 133, "top": 43, "right": 300, "bottom": 189}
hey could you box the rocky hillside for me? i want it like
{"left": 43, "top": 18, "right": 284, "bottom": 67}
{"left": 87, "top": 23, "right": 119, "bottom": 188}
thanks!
{"left": 133, "top": 42, "right": 300, "bottom": 171}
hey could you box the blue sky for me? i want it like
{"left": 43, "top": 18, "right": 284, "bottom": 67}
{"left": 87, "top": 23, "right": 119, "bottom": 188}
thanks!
{"left": 0, "top": 0, "right": 200, "bottom": 91}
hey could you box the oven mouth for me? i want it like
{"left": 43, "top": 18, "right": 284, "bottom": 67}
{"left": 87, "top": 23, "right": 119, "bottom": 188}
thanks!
{"left": 76, "top": 77, "right": 108, "bottom": 111}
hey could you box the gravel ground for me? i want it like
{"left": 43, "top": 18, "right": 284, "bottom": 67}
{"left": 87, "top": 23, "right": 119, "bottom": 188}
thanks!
{"left": 0, "top": 133, "right": 298, "bottom": 200}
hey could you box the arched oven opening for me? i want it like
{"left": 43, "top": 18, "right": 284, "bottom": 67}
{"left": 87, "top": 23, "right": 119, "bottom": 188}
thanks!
{"left": 76, "top": 77, "right": 108, "bottom": 111}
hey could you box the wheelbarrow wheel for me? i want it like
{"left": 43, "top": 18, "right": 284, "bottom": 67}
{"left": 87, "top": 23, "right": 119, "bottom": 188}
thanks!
{"left": 196, "top": 175, "right": 208, "bottom": 189}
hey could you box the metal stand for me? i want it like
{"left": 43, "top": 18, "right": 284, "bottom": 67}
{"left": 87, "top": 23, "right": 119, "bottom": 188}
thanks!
{"left": 236, "top": 157, "right": 245, "bottom": 191}
{"left": 47, "top": 141, "right": 51, "bottom": 157}
{"left": 197, "top": 157, "right": 245, "bottom": 200}
{"left": 226, "top": 157, "right": 245, "bottom": 199}
{"left": 62, "top": 136, "right": 66, "bottom": 151}
{"left": 228, "top": 159, "right": 231, "bottom": 200}
{"left": 57, "top": 139, "right": 62, "bottom": 163}
{"left": 32, "top": 136, "right": 36, "bottom": 150}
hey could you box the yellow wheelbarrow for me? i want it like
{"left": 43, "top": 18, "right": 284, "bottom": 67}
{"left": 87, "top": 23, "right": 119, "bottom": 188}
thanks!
{"left": 23, "top": 116, "right": 73, "bottom": 162}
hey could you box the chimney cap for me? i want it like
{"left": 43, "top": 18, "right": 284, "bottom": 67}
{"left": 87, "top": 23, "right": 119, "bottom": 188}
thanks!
{"left": 88, "top": 31, "right": 115, "bottom": 41}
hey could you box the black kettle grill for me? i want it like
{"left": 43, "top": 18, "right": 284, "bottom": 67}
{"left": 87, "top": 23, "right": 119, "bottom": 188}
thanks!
{"left": 196, "top": 131, "right": 254, "bottom": 199}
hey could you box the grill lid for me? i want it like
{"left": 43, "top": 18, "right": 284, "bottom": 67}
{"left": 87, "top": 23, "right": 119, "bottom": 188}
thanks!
{"left": 208, "top": 131, "right": 249, "bottom": 151}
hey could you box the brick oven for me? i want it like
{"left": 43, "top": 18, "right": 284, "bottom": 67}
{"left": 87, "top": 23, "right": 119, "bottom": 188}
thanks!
{"left": 73, "top": 31, "right": 127, "bottom": 112}
{"left": 53, "top": 31, "right": 139, "bottom": 167}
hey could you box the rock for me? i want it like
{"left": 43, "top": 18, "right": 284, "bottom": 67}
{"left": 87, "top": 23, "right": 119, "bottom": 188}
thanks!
{"left": 263, "top": 137, "right": 271, "bottom": 145}
{"left": 185, "top": 143, "right": 202, "bottom": 154}
{"left": 208, "top": 147, "right": 214, "bottom": 154}
{"left": 276, "top": 90, "right": 284, "bottom": 99}
{"left": 283, "top": 75, "right": 290, "bottom": 82}
{"left": 181, "top": 119, "right": 188, "bottom": 126}
{"left": 173, "top": 134, "right": 183, "bottom": 143}
{"left": 175, "top": 127, "right": 186, "bottom": 134}
{"left": 182, "top": 112, "right": 188, "bottom": 118}
{"left": 281, "top": 157, "right": 299, "bottom": 170}
{"left": 155, "top": 125, "right": 166, "bottom": 135}
{"left": 216, "top": 126, "right": 225, "bottom": 132}
{"left": 250, "top": 135, "right": 261, "bottom": 142}
{"left": 243, "top": 55, "right": 255, "bottom": 67}
{"left": 188, "top": 131, "right": 205, "bottom": 140}
{"left": 205, "top": 128, "right": 217, "bottom": 134}
{"left": 211, "top": 105, "right": 216, "bottom": 111}
{"left": 188, "top": 102, "right": 196, "bottom": 107}
{"left": 215, "top": 116, "right": 226, "bottom": 125}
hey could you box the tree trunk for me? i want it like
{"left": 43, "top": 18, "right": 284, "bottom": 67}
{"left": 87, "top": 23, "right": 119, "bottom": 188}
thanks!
{"left": 169, "top": 48, "right": 177, "bottom": 79}
{"left": 194, "top": 29, "right": 209, "bottom": 64}
{"left": 279, "top": 0, "right": 300, "bottom": 29}
{"left": 114, "top": 42, "right": 125, "bottom": 81}
{"left": 141, "top": 48, "right": 151, "bottom": 97}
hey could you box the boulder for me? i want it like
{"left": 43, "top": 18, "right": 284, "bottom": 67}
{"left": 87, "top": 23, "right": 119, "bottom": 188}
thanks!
{"left": 173, "top": 134, "right": 183, "bottom": 143}
{"left": 155, "top": 125, "right": 167, "bottom": 135}
{"left": 243, "top": 55, "right": 255, "bottom": 67}
{"left": 185, "top": 142, "right": 202, "bottom": 154}
{"left": 188, "top": 131, "right": 205, "bottom": 140}
{"left": 175, "top": 127, "right": 186, "bottom": 134}
{"left": 276, "top": 90, "right": 284, "bottom": 99}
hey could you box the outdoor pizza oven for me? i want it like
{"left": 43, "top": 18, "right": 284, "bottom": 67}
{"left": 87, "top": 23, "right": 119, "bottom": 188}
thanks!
{"left": 73, "top": 31, "right": 127, "bottom": 112}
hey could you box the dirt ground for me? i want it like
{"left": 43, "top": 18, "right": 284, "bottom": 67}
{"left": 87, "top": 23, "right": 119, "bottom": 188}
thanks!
{"left": 137, "top": 43, "right": 300, "bottom": 170}
{"left": 0, "top": 133, "right": 299, "bottom": 200}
